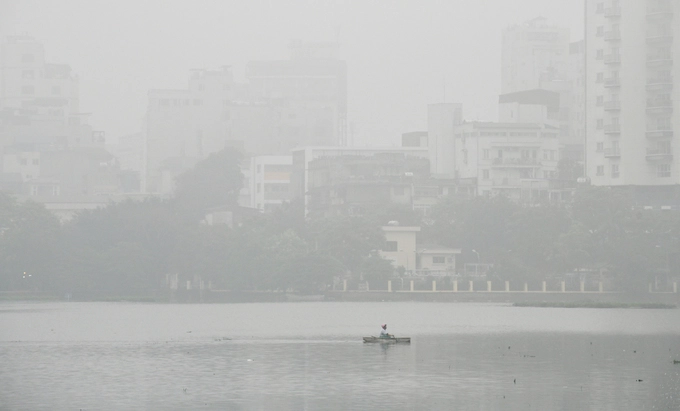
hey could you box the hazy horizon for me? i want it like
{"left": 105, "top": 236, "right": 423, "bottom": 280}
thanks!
{"left": 3, "top": 0, "right": 583, "bottom": 145}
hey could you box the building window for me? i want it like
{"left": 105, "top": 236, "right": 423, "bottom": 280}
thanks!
{"left": 21, "top": 85, "right": 35, "bottom": 95}
{"left": 193, "top": 99, "right": 203, "bottom": 106}
{"left": 159, "top": 99, "right": 170, "bottom": 106}
{"left": 596, "top": 119, "right": 604, "bottom": 129}
{"left": 22, "top": 70, "right": 34, "bottom": 79}
{"left": 596, "top": 2, "right": 604, "bottom": 12}
{"left": 597, "top": 26, "right": 604, "bottom": 36}
{"left": 612, "top": 164, "right": 619, "bottom": 178}
{"left": 596, "top": 49, "right": 604, "bottom": 60}
{"left": 658, "top": 163, "right": 671, "bottom": 177}
{"left": 51, "top": 86, "right": 61, "bottom": 95}
{"left": 483, "top": 169, "right": 490, "bottom": 179}
{"left": 596, "top": 72, "right": 604, "bottom": 83}
{"left": 597, "top": 142, "right": 604, "bottom": 152}
{"left": 384, "top": 241, "right": 398, "bottom": 252}
{"left": 596, "top": 165, "right": 604, "bottom": 176}
{"left": 596, "top": 96, "right": 604, "bottom": 106}
{"left": 32, "top": 159, "right": 39, "bottom": 165}
{"left": 433, "top": 256, "right": 445, "bottom": 264}
{"left": 198, "top": 84, "right": 205, "bottom": 91}
{"left": 393, "top": 187, "right": 405, "bottom": 196}
{"left": 483, "top": 149, "right": 489, "bottom": 160}
{"left": 22, "top": 54, "right": 34, "bottom": 63}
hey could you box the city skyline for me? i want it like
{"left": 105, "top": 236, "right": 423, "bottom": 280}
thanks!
{"left": 4, "top": 0, "right": 584, "bottom": 145}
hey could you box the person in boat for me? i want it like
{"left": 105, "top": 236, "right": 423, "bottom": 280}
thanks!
{"left": 379, "top": 324, "right": 393, "bottom": 338}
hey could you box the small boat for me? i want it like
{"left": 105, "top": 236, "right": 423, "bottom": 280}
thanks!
{"left": 363, "top": 336, "right": 411, "bottom": 344}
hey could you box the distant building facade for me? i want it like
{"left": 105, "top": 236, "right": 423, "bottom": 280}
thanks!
{"left": 453, "top": 122, "right": 565, "bottom": 202}
{"left": 501, "top": 17, "right": 571, "bottom": 94}
{"left": 0, "top": 36, "right": 119, "bottom": 198}
{"left": 144, "top": 41, "right": 348, "bottom": 194}
{"left": 585, "top": 0, "right": 680, "bottom": 186}
{"left": 427, "top": 103, "right": 463, "bottom": 177}
{"left": 291, "top": 146, "right": 430, "bottom": 216}
{"left": 249, "top": 155, "right": 292, "bottom": 212}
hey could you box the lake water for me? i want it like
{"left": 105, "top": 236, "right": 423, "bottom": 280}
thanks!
{"left": 1, "top": 302, "right": 679, "bottom": 410}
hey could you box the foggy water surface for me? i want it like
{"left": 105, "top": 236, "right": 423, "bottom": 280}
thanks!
{"left": 1, "top": 302, "right": 679, "bottom": 410}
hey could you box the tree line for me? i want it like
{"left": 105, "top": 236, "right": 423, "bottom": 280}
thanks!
{"left": 0, "top": 148, "right": 678, "bottom": 298}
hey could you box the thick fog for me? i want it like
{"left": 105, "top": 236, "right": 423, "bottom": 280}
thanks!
{"left": 4, "top": 0, "right": 582, "bottom": 144}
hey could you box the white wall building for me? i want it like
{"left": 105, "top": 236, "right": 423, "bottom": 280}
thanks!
{"left": 502, "top": 17, "right": 571, "bottom": 94}
{"left": 249, "top": 155, "right": 292, "bottom": 212}
{"left": 454, "top": 122, "right": 562, "bottom": 202}
{"left": 427, "top": 103, "right": 463, "bottom": 177}
{"left": 585, "top": 0, "right": 679, "bottom": 186}
{"left": 380, "top": 225, "right": 420, "bottom": 274}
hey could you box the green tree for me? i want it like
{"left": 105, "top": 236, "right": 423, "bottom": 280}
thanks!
{"left": 173, "top": 148, "right": 243, "bottom": 221}
{"left": 307, "top": 215, "right": 386, "bottom": 278}
{"left": 0, "top": 193, "right": 60, "bottom": 291}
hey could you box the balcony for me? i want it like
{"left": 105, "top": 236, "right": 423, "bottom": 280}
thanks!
{"left": 646, "top": 32, "right": 673, "bottom": 44}
{"left": 604, "top": 77, "right": 621, "bottom": 88}
{"left": 646, "top": 99, "right": 673, "bottom": 112}
{"left": 647, "top": 4, "right": 673, "bottom": 18}
{"left": 604, "top": 100, "right": 621, "bottom": 111}
{"left": 604, "top": 6, "right": 621, "bottom": 17}
{"left": 604, "top": 147, "right": 621, "bottom": 157}
{"left": 646, "top": 129, "right": 674, "bottom": 139}
{"left": 491, "top": 157, "right": 541, "bottom": 167}
{"left": 604, "top": 30, "right": 621, "bottom": 41}
{"left": 646, "top": 147, "right": 673, "bottom": 160}
{"left": 646, "top": 53, "right": 673, "bottom": 67}
{"left": 647, "top": 76, "right": 673, "bottom": 91}
{"left": 604, "top": 124, "right": 621, "bottom": 134}
{"left": 604, "top": 54, "right": 621, "bottom": 65}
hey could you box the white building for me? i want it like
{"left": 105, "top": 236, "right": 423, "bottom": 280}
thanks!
{"left": 501, "top": 17, "right": 571, "bottom": 94}
{"left": 454, "top": 122, "right": 562, "bottom": 202}
{"left": 427, "top": 103, "right": 463, "bottom": 177}
{"left": 249, "top": 155, "right": 292, "bottom": 212}
{"left": 291, "top": 146, "right": 429, "bottom": 215}
{"left": 585, "top": 0, "right": 679, "bottom": 186}
{"left": 380, "top": 225, "right": 420, "bottom": 274}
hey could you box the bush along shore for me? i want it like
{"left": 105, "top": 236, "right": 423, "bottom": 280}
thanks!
{"left": 513, "top": 301, "right": 677, "bottom": 309}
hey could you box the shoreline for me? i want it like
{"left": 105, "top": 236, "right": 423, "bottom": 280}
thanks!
{"left": 1, "top": 289, "right": 678, "bottom": 307}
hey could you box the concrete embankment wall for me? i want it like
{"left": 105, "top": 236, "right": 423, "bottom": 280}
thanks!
{"left": 326, "top": 291, "right": 680, "bottom": 305}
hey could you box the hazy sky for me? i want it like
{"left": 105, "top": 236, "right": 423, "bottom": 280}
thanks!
{"left": 5, "top": 0, "right": 583, "bottom": 145}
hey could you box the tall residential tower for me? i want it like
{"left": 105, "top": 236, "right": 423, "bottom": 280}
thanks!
{"left": 585, "top": 0, "right": 679, "bottom": 186}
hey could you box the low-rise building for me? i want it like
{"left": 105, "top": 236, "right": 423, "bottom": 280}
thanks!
{"left": 380, "top": 224, "right": 420, "bottom": 274}
{"left": 249, "top": 155, "right": 292, "bottom": 212}
{"left": 454, "top": 121, "right": 567, "bottom": 202}
{"left": 291, "top": 146, "right": 430, "bottom": 216}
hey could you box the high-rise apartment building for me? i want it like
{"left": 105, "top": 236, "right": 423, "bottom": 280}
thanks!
{"left": 246, "top": 40, "right": 347, "bottom": 146}
{"left": 501, "top": 17, "right": 571, "bottom": 94}
{"left": 585, "top": 0, "right": 679, "bottom": 185}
